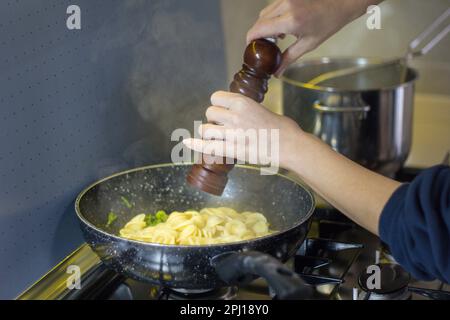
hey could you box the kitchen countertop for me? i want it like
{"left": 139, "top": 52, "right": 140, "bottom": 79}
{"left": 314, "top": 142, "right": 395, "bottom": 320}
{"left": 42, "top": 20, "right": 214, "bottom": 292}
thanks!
{"left": 265, "top": 79, "right": 450, "bottom": 169}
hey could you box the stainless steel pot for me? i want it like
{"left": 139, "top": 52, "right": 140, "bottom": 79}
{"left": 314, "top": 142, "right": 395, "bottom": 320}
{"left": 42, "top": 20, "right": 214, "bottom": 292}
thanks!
{"left": 282, "top": 57, "right": 418, "bottom": 176}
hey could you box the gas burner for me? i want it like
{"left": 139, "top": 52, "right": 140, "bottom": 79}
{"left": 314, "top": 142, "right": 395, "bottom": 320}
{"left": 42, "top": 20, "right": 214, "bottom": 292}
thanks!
{"left": 18, "top": 215, "right": 450, "bottom": 300}
{"left": 295, "top": 238, "right": 362, "bottom": 287}
{"left": 358, "top": 263, "right": 411, "bottom": 300}
{"left": 156, "top": 286, "right": 238, "bottom": 300}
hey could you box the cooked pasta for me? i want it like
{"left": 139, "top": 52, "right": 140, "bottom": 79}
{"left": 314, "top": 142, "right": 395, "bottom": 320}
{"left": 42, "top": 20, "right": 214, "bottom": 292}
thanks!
{"left": 119, "top": 207, "right": 273, "bottom": 245}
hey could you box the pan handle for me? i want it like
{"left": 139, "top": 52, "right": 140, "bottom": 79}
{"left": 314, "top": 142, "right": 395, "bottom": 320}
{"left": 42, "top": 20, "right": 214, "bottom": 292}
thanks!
{"left": 212, "top": 251, "right": 313, "bottom": 300}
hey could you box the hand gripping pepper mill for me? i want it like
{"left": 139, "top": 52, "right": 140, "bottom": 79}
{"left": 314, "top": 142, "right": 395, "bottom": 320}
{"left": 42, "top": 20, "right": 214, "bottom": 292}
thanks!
{"left": 186, "top": 38, "right": 282, "bottom": 196}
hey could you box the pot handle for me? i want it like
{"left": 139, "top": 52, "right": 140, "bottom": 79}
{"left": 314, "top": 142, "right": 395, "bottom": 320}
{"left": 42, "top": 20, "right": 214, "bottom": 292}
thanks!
{"left": 313, "top": 101, "right": 371, "bottom": 113}
{"left": 212, "top": 251, "right": 313, "bottom": 299}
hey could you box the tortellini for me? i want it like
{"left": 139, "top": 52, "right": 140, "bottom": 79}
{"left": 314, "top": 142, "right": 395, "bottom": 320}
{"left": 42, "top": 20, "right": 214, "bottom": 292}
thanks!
{"left": 119, "top": 207, "right": 273, "bottom": 245}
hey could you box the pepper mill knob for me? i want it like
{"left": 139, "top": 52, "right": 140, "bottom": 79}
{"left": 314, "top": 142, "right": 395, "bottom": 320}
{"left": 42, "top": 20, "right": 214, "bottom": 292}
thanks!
{"left": 230, "top": 38, "right": 282, "bottom": 102}
{"left": 187, "top": 39, "right": 282, "bottom": 196}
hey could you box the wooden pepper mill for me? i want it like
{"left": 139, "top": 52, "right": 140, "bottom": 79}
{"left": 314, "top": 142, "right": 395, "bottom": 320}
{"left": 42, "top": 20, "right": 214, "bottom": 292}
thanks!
{"left": 187, "top": 38, "right": 282, "bottom": 196}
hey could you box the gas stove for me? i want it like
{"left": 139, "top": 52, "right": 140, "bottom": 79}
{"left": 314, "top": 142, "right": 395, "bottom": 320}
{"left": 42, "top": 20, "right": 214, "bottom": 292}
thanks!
{"left": 17, "top": 208, "right": 450, "bottom": 300}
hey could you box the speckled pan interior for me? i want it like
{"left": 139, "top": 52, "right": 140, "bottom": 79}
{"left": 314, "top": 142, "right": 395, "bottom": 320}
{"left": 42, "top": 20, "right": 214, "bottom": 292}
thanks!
{"left": 76, "top": 163, "right": 314, "bottom": 238}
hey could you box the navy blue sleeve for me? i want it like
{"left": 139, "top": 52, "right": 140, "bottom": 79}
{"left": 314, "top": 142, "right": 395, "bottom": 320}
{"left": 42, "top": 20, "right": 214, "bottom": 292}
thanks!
{"left": 379, "top": 165, "right": 450, "bottom": 283}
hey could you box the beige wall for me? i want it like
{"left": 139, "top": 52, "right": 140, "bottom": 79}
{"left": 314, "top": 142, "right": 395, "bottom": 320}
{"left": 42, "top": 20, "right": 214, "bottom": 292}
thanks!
{"left": 220, "top": 0, "right": 268, "bottom": 82}
{"left": 220, "top": 0, "right": 450, "bottom": 94}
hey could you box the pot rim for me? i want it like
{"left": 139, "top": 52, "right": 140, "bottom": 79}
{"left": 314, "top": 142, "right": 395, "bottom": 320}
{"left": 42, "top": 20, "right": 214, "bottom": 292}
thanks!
{"left": 281, "top": 56, "right": 419, "bottom": 93}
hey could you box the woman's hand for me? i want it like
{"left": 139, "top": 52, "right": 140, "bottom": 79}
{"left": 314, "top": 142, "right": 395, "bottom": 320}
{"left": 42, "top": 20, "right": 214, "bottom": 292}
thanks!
{"left": 247, "top": 0, "right": 382, "bottom": 76}
{"left": 183, "top": 91, "right": 304, "bottom": 170}
{"left": 183, "top": 91, "right": 401, "bottom": 236}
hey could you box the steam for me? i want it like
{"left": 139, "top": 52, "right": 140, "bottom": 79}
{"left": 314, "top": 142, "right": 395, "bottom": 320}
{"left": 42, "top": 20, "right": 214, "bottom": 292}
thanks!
{"left": 89, "top": 0, "right": 227, "bottom": 172}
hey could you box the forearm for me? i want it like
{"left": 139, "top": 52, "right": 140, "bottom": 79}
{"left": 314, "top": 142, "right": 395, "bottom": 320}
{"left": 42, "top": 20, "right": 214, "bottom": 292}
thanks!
{"left": 185, "top": 90, "right": 398, "bottom": 234}
{"left": 285, "top": 130, "right": 401, "bottom": 235}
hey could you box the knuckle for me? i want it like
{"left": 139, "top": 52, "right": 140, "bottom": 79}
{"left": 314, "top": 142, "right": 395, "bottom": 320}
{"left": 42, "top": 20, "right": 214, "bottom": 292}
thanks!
{"left": 205, "top": 106, "right": 215, "bottom": 119}
{"left": 204, "top": 127, "right": 215, "bottom": 139}
{"left": 234, "top": 96, "right": 249, "bottom": 111}
{"left": 198, "top": 124, "right": 206, "bottom": 136}
{"left": 231, "top": 114, "right": 240, "bottom": 126}
{"left": 211, "top": 90, "right": 225, "bottom": 101}
{"left": 210, "top": 92, "right": 219, "bottom": 104}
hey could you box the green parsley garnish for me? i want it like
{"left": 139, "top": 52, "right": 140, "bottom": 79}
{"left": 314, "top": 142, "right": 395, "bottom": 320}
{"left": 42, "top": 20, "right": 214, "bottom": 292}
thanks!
{"left": 145, "top": 210, "right": 168, "bottom": 226}
{"left": 106, "top": 212, "right": 118, "bottom": 227}
{"left": 155, "top": 210, "right": 168, "bottom": 222}
{"left": 120, "top": 196, "right": 133, "bottom": 209}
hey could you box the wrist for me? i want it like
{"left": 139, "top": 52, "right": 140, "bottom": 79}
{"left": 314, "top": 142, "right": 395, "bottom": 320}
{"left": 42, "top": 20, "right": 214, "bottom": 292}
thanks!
{"left": 281, "top": 129, "right": 315, "bottom": 174}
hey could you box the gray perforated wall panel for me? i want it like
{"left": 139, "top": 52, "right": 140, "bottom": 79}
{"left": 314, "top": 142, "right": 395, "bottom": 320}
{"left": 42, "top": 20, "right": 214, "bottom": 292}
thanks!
{"left": 0, "top": 0, "right": 226, "bottom": 299}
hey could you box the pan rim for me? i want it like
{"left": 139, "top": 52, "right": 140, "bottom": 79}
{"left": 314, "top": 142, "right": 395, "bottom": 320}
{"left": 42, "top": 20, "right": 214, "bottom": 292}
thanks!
{"left": 74, "top": 162, "right": 315, "bottom": 249}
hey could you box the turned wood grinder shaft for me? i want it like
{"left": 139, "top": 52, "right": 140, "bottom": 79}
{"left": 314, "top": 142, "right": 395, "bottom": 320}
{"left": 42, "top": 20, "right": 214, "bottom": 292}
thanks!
{"left": 187, "top": 38, "right": 282, "bottom": 196}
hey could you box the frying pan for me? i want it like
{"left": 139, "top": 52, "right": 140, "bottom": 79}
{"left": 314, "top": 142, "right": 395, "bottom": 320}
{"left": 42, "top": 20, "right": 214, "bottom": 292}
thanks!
{"left": 75, "top": 163, "right": 315, "bottom": 299}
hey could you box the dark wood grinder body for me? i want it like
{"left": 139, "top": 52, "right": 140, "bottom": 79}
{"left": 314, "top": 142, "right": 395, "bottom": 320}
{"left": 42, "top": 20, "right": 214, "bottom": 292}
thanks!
{"left": 187, "top": 39, "right": 282, "bottom": 196}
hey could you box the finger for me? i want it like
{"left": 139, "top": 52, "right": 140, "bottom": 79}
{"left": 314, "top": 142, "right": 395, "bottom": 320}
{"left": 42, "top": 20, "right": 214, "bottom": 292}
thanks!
{"left": 211, "top": 91, "right": 251, "bottom": 112}
{"left": 259, "top": 0, "right": 282, "bottom": 17}
{"left": 183, "top": 138, "right": 229, "bottom": 158}
{"left": 183, "top": 139, "right": 227, "bottom": 165}
{"left": 198, "top": 123, "right": 227, "bottom": 140}
{"left": 246, "top": 14, "right": 293, "bottom": 44}
{"left": 205, "top": 106, "right": 231, "bottom": 124}
{"left": 275, "top": 38, "right": 313, "bottom": 77}
{"left": 210, "top": 91, "right": 233, "bottom": 108}
{"left": 259, "top": 0, "right": 285, "bottom": 18}
{"left": 184, "top": 138, "right": 250, "bottom": 164}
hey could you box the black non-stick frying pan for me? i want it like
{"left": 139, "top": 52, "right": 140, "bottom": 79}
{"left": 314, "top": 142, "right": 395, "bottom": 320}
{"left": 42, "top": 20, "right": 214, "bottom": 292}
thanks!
{"left": 75, "top": 163, "right": 315, "bottom": 299}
